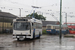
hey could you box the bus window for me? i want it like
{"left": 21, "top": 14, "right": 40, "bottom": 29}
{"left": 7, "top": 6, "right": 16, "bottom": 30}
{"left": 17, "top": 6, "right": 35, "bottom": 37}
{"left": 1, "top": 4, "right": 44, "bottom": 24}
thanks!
{"left": 55, "top": 26, "right": 59, "bottom": 30}
{"left": 69, "top": 28, "right": 72, "bottom": 30}
{"left": 47, "top": 26, "right": 51, "bottom": 29}
{"left": 72, "top": 29, "right": 75, "bottom": 31}
{"left": 67, "top": 24, "right": 71, "bottom": 26}
{"left": 32, "top": 23, "right": 36, "bottom": 29}
{"left": 55, "top": 26, "right": 59, "bottom": 29}
{"left": 71, "top": 24, "right": 75, "bottom": 26}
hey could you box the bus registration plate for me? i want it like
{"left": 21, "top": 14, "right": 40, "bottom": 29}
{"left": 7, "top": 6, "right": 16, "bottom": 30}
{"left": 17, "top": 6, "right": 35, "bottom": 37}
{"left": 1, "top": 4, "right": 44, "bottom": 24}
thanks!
{"left": 19, "top": 36, "right": 23, "bottom": 38}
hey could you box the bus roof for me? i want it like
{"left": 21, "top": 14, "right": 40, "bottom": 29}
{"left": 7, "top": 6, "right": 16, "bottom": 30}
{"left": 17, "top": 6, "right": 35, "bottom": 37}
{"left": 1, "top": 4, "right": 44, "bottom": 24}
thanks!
{"left": 64, "top": 23, "right": 75, "bottom": 24}
{"left": 30, "top": 18, "right": 42, "bottom": 23}
{"left": 13, "top": 18, "right": 42, "bottom": 24}
{"left": 46, "top": 24, "right": 67, "bottom": 27}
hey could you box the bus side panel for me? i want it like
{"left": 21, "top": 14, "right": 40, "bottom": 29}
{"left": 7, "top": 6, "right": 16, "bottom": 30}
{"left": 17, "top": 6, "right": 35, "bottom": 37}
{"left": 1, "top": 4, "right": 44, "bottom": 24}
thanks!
{"left": 46, "top": 29, "right": 56, "bottom": 34}
{"left": 35, "top": 29, "right": 42, "bottom": 38}
{"left": 69, "top": 30, "right": 75, "bottom": 34}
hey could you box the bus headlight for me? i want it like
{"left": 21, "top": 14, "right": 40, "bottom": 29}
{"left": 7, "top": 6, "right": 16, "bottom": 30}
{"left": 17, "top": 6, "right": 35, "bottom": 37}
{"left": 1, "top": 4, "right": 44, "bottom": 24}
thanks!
{"left": 47, "top": 30, "right": 51, "bottom": 31}
{"left": 13, "top": 33, "right": 16, "bottom": 36}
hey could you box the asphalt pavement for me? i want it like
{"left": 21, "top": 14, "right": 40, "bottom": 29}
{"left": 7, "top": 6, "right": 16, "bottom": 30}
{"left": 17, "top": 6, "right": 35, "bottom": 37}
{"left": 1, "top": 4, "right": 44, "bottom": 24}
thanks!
{"left": 0, "top": 34, "right": 75, "bottom": 50}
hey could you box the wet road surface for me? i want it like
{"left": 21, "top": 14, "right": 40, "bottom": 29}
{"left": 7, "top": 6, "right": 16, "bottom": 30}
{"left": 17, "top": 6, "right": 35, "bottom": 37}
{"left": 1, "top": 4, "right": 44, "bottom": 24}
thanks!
{"left": 0, "top": 34, "right": 75, "bottom": 50}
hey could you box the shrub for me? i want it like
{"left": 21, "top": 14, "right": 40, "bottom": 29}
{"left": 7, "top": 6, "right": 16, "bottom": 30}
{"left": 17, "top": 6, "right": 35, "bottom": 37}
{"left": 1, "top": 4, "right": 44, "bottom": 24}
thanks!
{"left": 42, "top": 30, "right": 47, "bottom": 34}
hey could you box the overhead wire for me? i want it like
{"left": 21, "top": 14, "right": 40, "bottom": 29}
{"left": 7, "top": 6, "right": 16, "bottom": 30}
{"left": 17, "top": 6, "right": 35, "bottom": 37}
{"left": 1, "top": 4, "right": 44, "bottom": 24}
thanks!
{"left": 3, "top": 0, "right": 31, "bottom": 7}
{"left": 1, "top": 0, "right": 75, "bottom": 21}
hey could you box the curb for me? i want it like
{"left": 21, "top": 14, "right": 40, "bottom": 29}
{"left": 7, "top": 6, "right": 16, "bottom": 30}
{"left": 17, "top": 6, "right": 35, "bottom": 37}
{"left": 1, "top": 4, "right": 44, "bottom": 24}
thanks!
{"left": 64, "top": 34, "right": 75, "bottom": 37}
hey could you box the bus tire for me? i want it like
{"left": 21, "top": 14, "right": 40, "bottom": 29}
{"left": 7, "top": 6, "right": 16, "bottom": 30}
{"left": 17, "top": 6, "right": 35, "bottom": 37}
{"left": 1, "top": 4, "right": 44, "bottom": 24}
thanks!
{"left": 39, "top": 33, "right": 41, "bottom": 38}
{"left": 17, "top": 38, "right": 20, "bottom": 41}
{"left": 33, "top": 33, "right": 35, "bottom": 39}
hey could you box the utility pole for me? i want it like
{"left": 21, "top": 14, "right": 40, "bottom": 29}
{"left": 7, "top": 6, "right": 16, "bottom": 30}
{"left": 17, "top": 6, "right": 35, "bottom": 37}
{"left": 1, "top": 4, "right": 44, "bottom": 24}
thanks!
{"left": 59, "top": 0, "right": 62, "bottom": 44}
{"left": 65, "top": 13, "right": 67, "bottom": 25}
{"left": 19, "top": 8, "right": 23, "bottom": 17}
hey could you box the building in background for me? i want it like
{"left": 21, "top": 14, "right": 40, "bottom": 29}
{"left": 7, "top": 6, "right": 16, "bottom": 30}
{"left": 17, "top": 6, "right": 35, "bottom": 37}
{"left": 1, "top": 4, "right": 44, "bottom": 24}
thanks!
{"left": 0, "top": 12, "right": 17, "bottom": 33}
{"left": 0, "top": 11, "right": 60, "bottom": 33}
{"left": 42, "top": 21, "right": 60, "bottom": 30}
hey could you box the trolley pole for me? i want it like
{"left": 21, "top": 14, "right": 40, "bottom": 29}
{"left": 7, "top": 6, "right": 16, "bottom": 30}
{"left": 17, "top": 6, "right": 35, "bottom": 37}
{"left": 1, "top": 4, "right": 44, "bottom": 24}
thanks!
{"left": 31, "top": 6, "right": 41, "bottom": 18}
{"left": 59, "top": 0, "right": 62, "bottom": 44}
{"left": 33, "top": 10, "right": 35, "bottom": 18}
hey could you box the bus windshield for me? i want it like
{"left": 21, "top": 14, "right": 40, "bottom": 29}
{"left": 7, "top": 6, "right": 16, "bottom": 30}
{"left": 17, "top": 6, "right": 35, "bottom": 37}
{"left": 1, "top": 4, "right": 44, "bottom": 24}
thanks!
{"left": 47, "top": 26, "right": 51, "bottom": 29}
{"left": 14, "top": 22, "right": 30, "bottom": 30}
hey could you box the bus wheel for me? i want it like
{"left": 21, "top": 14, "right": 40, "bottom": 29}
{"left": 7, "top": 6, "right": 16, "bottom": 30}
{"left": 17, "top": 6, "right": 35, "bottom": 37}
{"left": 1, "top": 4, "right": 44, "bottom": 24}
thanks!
{"left": 33, "top": 33, "right": 35, "bottom": 39}
{"left": 38, "top": 33, "right": 41, "bottom": 38}
{"left": 17, "top": 38, "right": 20, "bottom": 41}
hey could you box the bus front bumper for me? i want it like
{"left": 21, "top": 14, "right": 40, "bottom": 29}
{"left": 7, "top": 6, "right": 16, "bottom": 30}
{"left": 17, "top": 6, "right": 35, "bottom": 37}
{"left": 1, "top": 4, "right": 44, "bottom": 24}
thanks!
{"left": 13, "top": 35, "right": 32, "bottom": 39}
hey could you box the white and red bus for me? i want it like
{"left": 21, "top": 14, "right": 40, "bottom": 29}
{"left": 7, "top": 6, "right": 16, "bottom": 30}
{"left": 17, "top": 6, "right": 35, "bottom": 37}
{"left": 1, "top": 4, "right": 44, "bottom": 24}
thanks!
{"left": 64, "top": 23, "right": 75, "bottom": 34}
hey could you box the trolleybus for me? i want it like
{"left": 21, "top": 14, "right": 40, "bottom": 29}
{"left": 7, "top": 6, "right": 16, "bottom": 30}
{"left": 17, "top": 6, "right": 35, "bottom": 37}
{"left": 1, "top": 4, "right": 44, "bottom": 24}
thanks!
{"left": 46, "top": 24, "right": 69, "bottom": 35}
{"left": 13, "top": 17, "right": 42, "bottom": 40}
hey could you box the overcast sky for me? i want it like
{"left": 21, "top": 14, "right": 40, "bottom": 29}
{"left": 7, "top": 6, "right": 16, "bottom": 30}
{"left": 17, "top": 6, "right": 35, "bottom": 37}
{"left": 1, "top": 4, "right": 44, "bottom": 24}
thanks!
{"left": 0, "top": 0, "right": 75, "bottom": 23}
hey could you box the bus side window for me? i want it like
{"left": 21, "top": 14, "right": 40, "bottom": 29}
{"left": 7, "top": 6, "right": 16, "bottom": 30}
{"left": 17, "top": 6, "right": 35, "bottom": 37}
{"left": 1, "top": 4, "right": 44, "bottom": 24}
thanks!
{"left": 69, "top": 28, "right": 72, "bottom": 30}
{"left": 32, "top": 23, "right": 34, "bottom": 29}
{"left": 26, "top": 25, "right": 28, "bottom": 29}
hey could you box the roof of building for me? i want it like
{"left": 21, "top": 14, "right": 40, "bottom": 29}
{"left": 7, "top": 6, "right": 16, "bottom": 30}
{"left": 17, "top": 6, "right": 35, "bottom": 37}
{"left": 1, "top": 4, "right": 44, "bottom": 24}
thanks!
{"left": 42, "top": 21, "right": 59, "bottom": 26}
{"left": 0, "top": 12, "right": 17, "bottom": 18}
